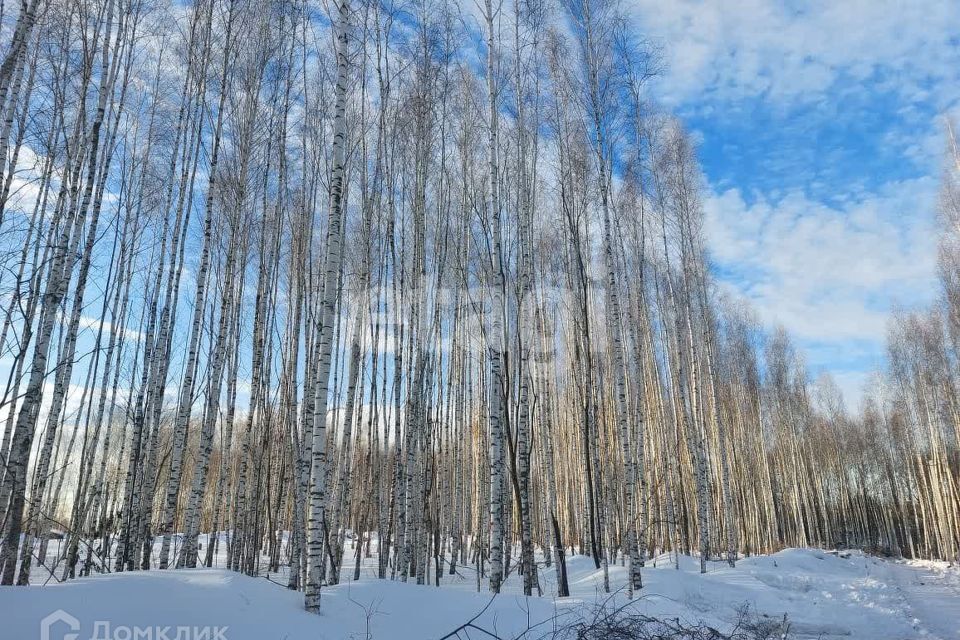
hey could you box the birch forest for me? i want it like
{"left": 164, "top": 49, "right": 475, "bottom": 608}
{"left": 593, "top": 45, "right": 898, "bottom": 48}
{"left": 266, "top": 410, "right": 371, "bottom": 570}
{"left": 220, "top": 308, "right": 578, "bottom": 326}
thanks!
{"left": 0, "top": 0, "right": 959, "bottom": 618}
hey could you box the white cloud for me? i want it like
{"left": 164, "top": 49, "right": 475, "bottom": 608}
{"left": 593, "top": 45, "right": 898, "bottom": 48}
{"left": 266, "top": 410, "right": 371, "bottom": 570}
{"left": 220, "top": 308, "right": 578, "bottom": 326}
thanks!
{"left": 624, "top": 0, "right": 958, "bottom": 409}
{"left": 628, "top": 0, "right": 960, "bottom": 108}
{"left": 78, "top": 315, "right": 146, "bottom": 343}
{"left": 704, "top": 176, "right": 939, "bottom": 403}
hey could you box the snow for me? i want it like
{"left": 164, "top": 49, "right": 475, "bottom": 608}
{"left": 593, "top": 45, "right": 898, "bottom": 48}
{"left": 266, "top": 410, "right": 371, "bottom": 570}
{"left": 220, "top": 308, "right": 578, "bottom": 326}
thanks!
{"left": 3, "top": 543, "right": 960, "bottom": 640}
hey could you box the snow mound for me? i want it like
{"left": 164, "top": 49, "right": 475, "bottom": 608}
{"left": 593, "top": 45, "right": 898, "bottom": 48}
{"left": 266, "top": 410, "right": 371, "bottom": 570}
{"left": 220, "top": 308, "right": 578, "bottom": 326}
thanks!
{"left": 3, "top": 547, "right": 959, "bottom": 640}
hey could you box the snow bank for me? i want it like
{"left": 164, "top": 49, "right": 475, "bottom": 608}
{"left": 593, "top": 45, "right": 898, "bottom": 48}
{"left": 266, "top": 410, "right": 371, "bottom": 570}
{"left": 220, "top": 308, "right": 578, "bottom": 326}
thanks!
{"left": 3, "top": 547, "right": 958, "bottom": 640}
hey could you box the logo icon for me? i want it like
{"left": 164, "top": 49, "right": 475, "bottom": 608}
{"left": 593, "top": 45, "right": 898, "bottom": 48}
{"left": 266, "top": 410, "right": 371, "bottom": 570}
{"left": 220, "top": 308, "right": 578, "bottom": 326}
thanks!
{"left": 40, "top": 609, "right": 80, "bottom": 640}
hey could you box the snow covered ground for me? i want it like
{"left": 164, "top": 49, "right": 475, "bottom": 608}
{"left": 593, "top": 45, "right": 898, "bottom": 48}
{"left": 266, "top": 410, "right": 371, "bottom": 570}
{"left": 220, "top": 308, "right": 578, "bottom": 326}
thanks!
{"left": 3, "top": 542, "right": 959, "bottom": 640}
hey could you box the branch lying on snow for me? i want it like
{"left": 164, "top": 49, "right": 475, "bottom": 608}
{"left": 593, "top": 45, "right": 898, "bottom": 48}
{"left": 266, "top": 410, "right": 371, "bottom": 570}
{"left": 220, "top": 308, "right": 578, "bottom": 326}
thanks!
{"left": 543, "top": 601, "right": 793, "bottom": 640}
{"left": 435, "top": 595, "right": 792, "bottom": 640}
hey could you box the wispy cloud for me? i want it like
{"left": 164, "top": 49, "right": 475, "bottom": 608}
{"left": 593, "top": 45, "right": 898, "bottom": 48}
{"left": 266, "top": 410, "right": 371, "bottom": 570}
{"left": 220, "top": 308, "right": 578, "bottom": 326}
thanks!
{"left": 629, "top": 0, "right": 960, "bottom": 109}
{"left": 704, "top": 176, "right": 939, "bottom": 402}
{"left": 626, "top": 0, "right": 958, "bottom": 404}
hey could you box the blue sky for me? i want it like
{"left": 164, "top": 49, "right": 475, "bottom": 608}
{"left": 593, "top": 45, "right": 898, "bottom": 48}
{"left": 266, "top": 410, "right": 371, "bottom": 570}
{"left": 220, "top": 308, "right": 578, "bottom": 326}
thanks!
{"left": 629, "top": 0, "right": 960, "bottom": 407}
